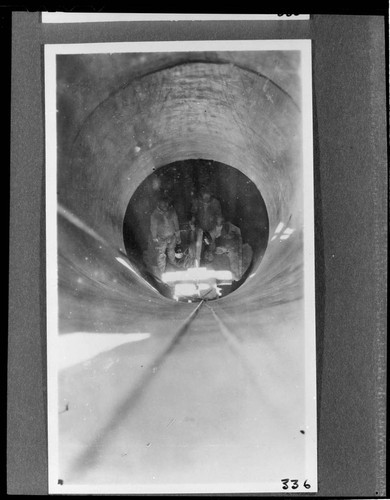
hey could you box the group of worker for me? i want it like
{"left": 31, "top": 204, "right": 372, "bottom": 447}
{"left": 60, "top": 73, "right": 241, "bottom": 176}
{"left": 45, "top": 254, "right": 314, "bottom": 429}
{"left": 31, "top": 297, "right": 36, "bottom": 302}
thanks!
{"left": 149, "top": 186, "right": 242, "bottom": 280}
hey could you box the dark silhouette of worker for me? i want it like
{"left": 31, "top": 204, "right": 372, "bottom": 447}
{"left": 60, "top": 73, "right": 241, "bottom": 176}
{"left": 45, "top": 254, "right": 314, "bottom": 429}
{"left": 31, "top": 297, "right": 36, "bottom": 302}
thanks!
{"left": 213, "top": 217, "right": 243, "bottom": 280}
{"left": 150, "top": 197, "right": 181, "bottom": 274}
{"left": 190, "top": 186, "right": 222, "bottom": 263}
{"left": 190, "top": 186, "right": 222, "bottom": 233}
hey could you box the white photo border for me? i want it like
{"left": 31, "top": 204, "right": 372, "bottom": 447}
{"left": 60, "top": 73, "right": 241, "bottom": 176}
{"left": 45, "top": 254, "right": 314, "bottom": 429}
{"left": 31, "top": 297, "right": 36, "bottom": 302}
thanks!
{"left": 45, "top": 39, "right": 317, "bottom": 495}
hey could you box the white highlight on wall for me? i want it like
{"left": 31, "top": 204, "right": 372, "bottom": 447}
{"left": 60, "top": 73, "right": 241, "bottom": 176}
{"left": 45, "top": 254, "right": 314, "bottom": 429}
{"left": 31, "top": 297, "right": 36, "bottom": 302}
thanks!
{"left": 271, "top": 223, "right": 295, "bottom": 242}
{"left": 274, "top": 222, "right": 285, "bottom": 234}
{"left": 58, "top": 332, "right": 150, "bottom": 370}
{"left": 115, "top": 256, "right": 139, "bottom": 276}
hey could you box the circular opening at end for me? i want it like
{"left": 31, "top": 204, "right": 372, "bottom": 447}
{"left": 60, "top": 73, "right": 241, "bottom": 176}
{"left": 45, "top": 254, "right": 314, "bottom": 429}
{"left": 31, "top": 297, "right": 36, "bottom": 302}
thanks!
{"left": 123, "top": 159, "right": 269, "bottom": 301}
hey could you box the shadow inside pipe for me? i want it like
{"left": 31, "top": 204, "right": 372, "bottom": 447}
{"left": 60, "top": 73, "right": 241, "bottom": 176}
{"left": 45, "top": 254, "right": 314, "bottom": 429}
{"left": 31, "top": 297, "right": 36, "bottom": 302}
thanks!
{"left": 123, "top": 159, "right": 269, "bottom": 301}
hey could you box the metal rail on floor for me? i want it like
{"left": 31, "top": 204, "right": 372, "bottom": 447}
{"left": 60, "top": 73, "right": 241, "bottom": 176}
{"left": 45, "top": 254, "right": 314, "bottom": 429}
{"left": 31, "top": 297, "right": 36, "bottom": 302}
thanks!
{"left": 205, "top": 302, "right": 269, "bottom": 394}
{"left": 67, "top": 297, "right": 278, "bottom": 482}
{"left": 68, "top": 299, "right": 205, "bottom": 479}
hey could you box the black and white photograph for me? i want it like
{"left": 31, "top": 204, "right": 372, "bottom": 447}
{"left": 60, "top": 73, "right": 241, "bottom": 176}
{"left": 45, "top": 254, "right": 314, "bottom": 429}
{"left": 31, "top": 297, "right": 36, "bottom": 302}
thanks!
{"left": 44, "top": 39, "right": 317, "bottom": 494}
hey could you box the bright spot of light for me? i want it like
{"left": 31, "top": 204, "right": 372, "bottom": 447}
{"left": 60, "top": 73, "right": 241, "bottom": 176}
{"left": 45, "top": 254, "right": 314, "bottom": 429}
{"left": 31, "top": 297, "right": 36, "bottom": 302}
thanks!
{"left": 275, "top": 222, "right": 285, "bottom": 234}
{"left": 162, "top": 267, "right": 232, "bottom": 283}
{"left": 116, "top": 257, "right": 160, "bottom": 295}
{"left": 116, "top": 256, "right": 139, "bottom": 277}
{"left": 280, "top": 234, "right": 290, "bottom": 240}
{"left": 271, "top": 235, "right": 277, "bottom": 241}
{"left": 174, "top": 283, "right": 197, "bottom": 296}
{"left": 275, "top": 222, "right": 284, "bottom": 234}
{"left": 283, "top": 227, "right": 295, "bottom": 235}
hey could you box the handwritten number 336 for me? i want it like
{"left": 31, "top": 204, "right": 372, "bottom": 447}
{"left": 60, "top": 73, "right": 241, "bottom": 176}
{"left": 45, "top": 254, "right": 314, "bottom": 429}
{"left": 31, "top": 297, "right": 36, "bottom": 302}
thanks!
{"left": 281, "top": 479, "right": 311, "bottom": 489}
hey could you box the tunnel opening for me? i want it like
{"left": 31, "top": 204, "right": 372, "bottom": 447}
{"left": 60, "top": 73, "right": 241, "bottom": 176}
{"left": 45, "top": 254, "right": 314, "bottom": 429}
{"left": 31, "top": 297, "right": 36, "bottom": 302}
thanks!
{"left": 59, "top": 55, "right": 302, "bottom": 305}
{"left": 123, "top": 159, "right": 269, "bottom": 301}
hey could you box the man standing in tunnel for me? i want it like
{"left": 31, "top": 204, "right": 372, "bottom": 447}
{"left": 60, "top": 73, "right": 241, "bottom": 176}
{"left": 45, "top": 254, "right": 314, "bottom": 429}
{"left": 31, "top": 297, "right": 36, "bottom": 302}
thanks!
{"left": 191, "top": 186, "right": 222, "bottom": 233}
{"left": 213, "top": 217, "right": 243, "bottom": 280}
{"left": 150, "top": 196, "right": 181, "bottom": 274}
{"left": 190, "top": 186, "right": 222, "bottom": 263}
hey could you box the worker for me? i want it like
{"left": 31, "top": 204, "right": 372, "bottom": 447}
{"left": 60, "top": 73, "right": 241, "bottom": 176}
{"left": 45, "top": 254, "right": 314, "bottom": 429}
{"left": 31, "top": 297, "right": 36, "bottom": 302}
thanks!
{"left": 214, "top": 218, "right": 243, "bottom": 280}
{"left": 200, "top": 215, "right": 225, "bottom": 263}
{"left": 190, "top": 186, "right": 222, "bottom": 233}
{"left": 150, "top": 197, "right": 181, "bottom": 273}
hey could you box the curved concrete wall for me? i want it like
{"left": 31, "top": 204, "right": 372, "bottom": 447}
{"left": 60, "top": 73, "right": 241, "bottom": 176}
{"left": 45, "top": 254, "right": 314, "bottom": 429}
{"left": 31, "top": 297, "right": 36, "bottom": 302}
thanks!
{"left": 60, "top": 59, "right": 303, "bottom": 303}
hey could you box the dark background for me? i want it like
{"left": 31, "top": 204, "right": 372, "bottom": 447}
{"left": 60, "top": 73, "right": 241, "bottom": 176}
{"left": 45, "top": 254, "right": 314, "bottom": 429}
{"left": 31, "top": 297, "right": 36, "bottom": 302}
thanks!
{"left": 123, "top": 160, "right": 269, "bottom": 263}
{"left": 7, "top": 8, "right": 387, "bottom": 497}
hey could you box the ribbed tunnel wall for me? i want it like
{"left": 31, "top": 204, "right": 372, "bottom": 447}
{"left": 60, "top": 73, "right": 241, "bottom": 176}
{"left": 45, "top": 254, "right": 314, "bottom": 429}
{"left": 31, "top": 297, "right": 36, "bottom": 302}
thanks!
{"left": 60, "top": 56, "right": 304, "bottom": 304}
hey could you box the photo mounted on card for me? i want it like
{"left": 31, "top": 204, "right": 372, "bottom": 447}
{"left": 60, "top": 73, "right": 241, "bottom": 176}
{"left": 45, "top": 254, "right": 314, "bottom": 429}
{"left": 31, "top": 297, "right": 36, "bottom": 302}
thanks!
{"left": 45, "top": 40, "right": 317, "bottom": 494}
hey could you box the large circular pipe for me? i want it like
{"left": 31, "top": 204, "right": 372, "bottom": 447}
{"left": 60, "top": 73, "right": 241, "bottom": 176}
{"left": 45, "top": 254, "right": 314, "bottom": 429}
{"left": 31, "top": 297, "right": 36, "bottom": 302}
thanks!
{"left": 60, "top": 61, "right": 303, "bottom": 304}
